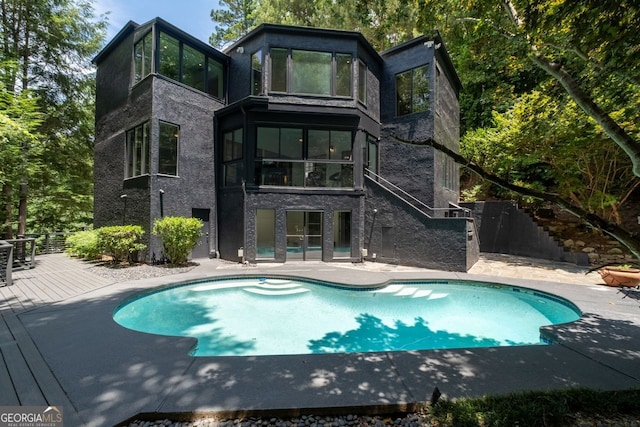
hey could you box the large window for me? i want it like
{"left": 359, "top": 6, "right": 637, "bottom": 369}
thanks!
{"left": 223, "top": 129, "right": 243, "bottom": 186}
{"left": 159, "top": 122, "right": 179, "bottom": 176}
{"left": 125, "top": 122, "right": 150, "bottom": 178}
{"left": 255, "top": 127, "right": 353, "bottom": 188}
{"left": 182, "top": 44, "right": 205, "bottom": 92}
{"left": 157, "top": 31, "right": 224, "bottom": 99}
{"left": 134, "top": 31, "right": 153, "bottom": 84}
{"left": 270, "top": 48, "right": 353, "bottom": 97}
{"left": 396, "top": 65, "right": 430, "bottom": 116}
{"left": 292, "top": 50, "right": 331, "bottom": 95}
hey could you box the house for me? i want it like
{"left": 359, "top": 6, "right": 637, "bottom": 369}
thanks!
{"left": 93, "top": 18, "right": 480, "bottom": 271}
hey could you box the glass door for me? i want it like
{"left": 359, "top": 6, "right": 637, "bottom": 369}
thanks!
{"left": 286, "top": 211, "right": 323, "bottom": 261}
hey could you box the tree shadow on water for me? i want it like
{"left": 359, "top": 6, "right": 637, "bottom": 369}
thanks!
{"left": 308, "top": 313, "right": 501, "bottom": 353}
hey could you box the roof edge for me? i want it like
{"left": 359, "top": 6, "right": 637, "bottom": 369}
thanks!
{"left": 92, "top": 20, "right": 139, "bottom": 64}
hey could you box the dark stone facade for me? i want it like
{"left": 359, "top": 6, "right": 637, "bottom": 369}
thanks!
{"left": 93, "top": 19, "right": 478, "bottom": 271}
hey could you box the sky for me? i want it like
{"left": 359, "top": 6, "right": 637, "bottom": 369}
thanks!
{"left": 93, "top": 0, "right": 220, "bottom": 45}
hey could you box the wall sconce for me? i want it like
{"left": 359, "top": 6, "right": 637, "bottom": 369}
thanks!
{"left": 159, "top": 189, "right": 165, "bottom": 217}
{"left": 236, "top": 46, "right": 244, "bottom": 54}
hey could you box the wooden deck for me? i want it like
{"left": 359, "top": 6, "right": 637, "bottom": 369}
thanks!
{"left": 0, "top": 254, "right": 112, "bottom": 424}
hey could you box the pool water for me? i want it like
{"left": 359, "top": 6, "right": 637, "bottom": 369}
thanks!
{"left": 113, "top": 277, "right": 581, "bottom": 357}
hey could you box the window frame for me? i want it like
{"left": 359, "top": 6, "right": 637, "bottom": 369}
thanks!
{"left": 251, "top": 49, "right": 263, "bottom": 95}
{"left": 133, "top": 31, "right": 153, "bottom": 84}
{"left": 269, "top": 47, "right": 354, "bottom": 98}
{"left": 358, "top": 59, "right": 367, "bottom": 104}
{"left": 395, "top": 64, "right": 431, "bottom": 117}
{"left": 158, "top": 121, "right": 180, "bottom": 177}
{"left": 222, "top": 128, "right": 244, "bottom": 187}
{"left": 154, "top": 30, "right": 225, "bottom": 99}
{"left": 125, "top": 122, "right": 150, "bottom": 179}
{"left": 255, "top": 126, "right": 355, "bottom": 188}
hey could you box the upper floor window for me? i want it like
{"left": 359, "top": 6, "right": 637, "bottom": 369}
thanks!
{"left": 159, "top": 121, "right": 179, "bottom": 176}
{"left": 270, "top": 48, "right": 353, "bottom": 97}
{"left": 125, "top": 122, "right": 150, "bottom": 178}
{"left": 358, "top": 60, "right": 367, "bottom": 103}
{"left": 155, "top": 31, "right": 224, "bottom": 99}
{"left": 134, "top": 31, "right": 153, "bottom": 84}
{"left": 251, "top": 50, "right": 263, "bottom": 95}
{"left": 396, "top": 64, "right": 430, "bottom": 116}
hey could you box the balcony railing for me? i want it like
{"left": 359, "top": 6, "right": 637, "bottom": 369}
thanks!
{"left": 256, "top": 161, "right": 353, "bottom": 188}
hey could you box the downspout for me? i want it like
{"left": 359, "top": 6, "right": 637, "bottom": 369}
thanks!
{"left": 240, "top": 101, "right": 248, "bottom": 264}
{"left": 212, "top": 114, "right": 220, "bottom": 258}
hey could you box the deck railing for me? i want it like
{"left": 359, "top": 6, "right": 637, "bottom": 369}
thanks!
{"left": 364, "top": 169, "right": 471, "bottom": 219}
{"left": 0, "top": 240, "right": 13, "bottom": 286}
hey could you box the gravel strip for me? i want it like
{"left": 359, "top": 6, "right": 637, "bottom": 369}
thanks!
{"left": 87, "top": 262, "right": 196, "bottom": 282}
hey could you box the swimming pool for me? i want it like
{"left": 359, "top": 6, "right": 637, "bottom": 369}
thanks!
{"left": 113, "top": 276, "right": 581, "bottom": 357}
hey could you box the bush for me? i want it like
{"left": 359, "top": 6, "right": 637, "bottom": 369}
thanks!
{"left": 96, "top": 225, "right": 146, "bottom": 264}
{"left": 153, "top": 216, "right": 203, "bottom": 266}
{"left": 65, "top": 230, "right": 100, "bottom": 259}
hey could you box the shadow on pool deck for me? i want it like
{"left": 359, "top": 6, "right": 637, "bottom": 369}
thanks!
{"left": 3, "top": 254, "right": 640, "bottom": 426}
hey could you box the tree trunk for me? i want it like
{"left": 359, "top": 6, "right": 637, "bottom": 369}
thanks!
{"left": 17, "top": 178, "right": 26, "bottom": 236}
{"left": 2, "top": 183, "right": 13, "bottom": 239}
{"left": 530, "top": 53, "right": 640, "bottom": 178}
{"left": 393, "top": 135, "right": 640, "bottom": 260}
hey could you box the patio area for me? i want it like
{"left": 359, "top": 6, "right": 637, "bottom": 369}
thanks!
{"left": 1, "top": 253, "right": 639, "bottom": 426}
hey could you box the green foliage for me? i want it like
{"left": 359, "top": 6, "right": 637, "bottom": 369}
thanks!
{"left": 461, "top": 88, "right": 638, "bottom": 222}
{"left": 429, "top": 388, "right": 640, "bottom": 427}
{"left": 64, "top": 229, "right": 100, "bottom": 260}
{"left": 152, "top": 216, "right": 203, "bottom": 266}
{"left": 96, "top": 225, "right": 146, "bottom": 264}
{"left": 210, "top": 0, "right": 256, "bottom": 48}
{"left": 0, "top": 0, "right": 106, "bottom": 236}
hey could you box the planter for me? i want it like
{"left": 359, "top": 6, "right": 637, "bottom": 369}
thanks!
{"left": 598, "top": 267, "right": 640, "bottom": 287}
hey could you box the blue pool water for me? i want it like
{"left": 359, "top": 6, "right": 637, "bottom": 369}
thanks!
{"left": 113, "top": 277, "right": 581, "bottom": 357}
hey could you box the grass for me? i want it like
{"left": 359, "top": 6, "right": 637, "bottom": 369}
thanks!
{"left": 428, "top": 388, "right": 640, "bottom": 426}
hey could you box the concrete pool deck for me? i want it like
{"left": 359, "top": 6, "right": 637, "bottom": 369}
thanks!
{"left": 1, "top": 253, "right": 640, "bottom": 426}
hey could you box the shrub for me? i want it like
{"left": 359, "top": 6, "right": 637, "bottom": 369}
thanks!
{"left": 153, "top": 216, "right": 203, "bottom": 266}
{"left": 96, "top": 225, "right": 146, "bottom": 264}
{"left": 65, "top": 230, "right": 101, "bottom": 259}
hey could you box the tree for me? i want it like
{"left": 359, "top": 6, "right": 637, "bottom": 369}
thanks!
{"left": 415, "top": 0, "right": 640, "bottom": 176}
{"left": 0, "top": 0, "right": 106, "bottom": 237}
{"left": 0, "top": 84, "right": 42, "bottom": 238}
{"left": 210, "top": 0, "right": 256, "bottom": 48}
{"left": 251, "top": 0, "right": 420, "bottom": 50}
{"left": 395, "top": 134, "right": 640, "bottom": 260}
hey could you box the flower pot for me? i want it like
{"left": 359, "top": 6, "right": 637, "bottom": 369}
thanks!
{"left": 598, "top": 267, "right": 640, "bottom": 287}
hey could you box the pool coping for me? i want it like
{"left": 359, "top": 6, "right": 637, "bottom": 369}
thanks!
{"left": 15, "top": 261, "right": 640, "bottom": 426}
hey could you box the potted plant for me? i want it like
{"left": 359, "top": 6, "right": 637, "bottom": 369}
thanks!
{"left": 597, "top": 264, "right": 640, "bottom": 287}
